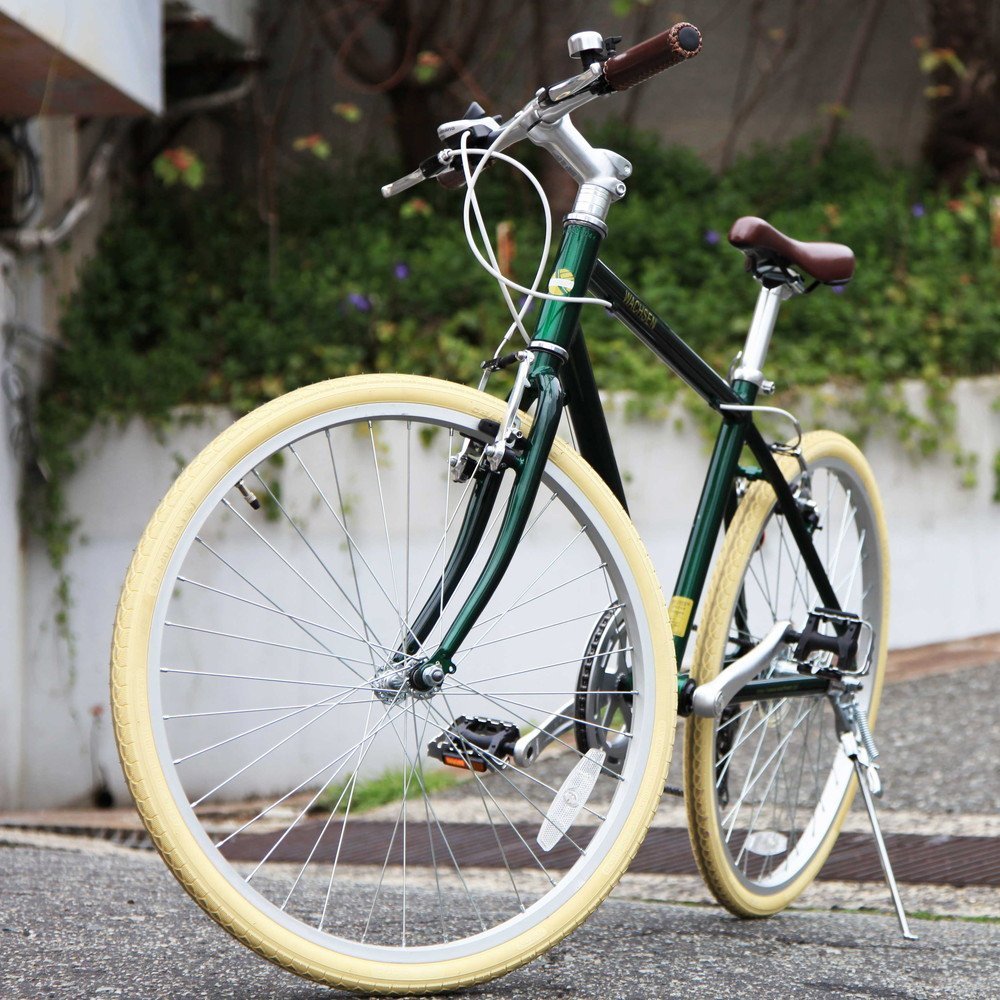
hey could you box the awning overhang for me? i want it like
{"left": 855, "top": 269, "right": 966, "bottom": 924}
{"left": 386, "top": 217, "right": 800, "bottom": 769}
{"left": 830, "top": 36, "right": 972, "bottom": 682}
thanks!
{"left": 0, "top": 1, "right": 162, "bottom": 117}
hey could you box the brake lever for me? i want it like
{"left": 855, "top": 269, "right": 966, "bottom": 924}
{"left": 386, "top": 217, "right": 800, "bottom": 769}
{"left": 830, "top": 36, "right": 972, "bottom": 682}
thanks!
{"left": 381, "top": 115, "right": 503, "bottom": 198}
{"left": 381, "top": 167, "right": 430, "bottom": 199}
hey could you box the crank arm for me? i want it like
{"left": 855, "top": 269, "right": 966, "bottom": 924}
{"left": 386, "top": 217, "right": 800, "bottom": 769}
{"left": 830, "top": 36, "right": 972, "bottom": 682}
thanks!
{"left": 513, "top": 700, "right": 575, "bottom": 766}
{"left": 691, "top": 619, "right": 792, "bottom": 717}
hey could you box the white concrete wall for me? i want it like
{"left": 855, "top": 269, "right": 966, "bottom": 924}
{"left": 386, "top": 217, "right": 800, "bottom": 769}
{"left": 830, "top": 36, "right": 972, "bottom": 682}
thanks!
{"left": 0, "top": 249, "right": 25, "bottom": 808}
{"left": 8, "top": 377, "right": 1000, "bottom": 809}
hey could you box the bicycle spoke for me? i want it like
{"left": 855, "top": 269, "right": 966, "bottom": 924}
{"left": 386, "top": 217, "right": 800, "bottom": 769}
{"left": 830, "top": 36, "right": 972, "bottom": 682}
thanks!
{"left": 734, "top": 700, "right": 821, "bottom": 869}
{"left": 163, "top": 622, "right": 380, "bottom": 674}
{"left": 722, "top": 699, "right": 816, "bottom": 836}
{"left": 461, "top": 605, "right": 621, "bottom": 654}
{"left": 435, "top": 724, "right": 528, "bottom": 912}
{"left": 214, "top": 702, "right": 406, "bottom": 850}
{"left": 286, "top": 439, "right": 419, "bottom": 655}
{"left": 469, "top": 643, "right": 635, "bottom": 684}
{"left": 161, "top": 666, "right": 386, "bottom": 692}
{"left": 457, "top": 525, "right": 589, "bottom": 661}
{"left": 176, "top": 576, "right": 398, "bottom": 656}
{"left": 328, "top": 430, "right": 379, "bottom": 672}
{"left": 424, "top": 700, "right": 591, "bottom": 851}
{"left": 462, "top": 561, "right": 608, "bottom": 637}
{"left": 249, "top": 467, "right": 373, "bottom": 644}
{"left": 215, "top": 499, "right": 376, "bottom": 653}
{"left": 451, "top": 680, "right": 634, "bottom": 742}
{"left": 191, "top": 536, "right": 379, "bottom": 677}
{"left": 173, "top": 683, "right": 370, "bottom": 765}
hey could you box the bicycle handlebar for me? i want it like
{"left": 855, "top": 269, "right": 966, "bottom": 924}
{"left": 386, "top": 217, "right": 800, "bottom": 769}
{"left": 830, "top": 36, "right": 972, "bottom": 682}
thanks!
{"left": 381, "top": 22, "right": 702, "bottom": 199}
{"left": 602, "top": 22, "right": 702, "bottom": 92}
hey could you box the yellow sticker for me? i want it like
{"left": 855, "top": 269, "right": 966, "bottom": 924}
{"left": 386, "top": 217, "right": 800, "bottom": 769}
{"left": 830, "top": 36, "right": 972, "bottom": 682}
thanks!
{"left": 668, "top": 595, "right": 694, "bottom": 637}
{"left": 547, "top": 268, "right": 575, "bottom": 296}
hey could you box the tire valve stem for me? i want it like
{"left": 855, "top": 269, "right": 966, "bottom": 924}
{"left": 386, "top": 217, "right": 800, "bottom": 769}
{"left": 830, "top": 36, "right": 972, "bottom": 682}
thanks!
{"left": 236, "top": 481, "right": 261, "bottom": 510}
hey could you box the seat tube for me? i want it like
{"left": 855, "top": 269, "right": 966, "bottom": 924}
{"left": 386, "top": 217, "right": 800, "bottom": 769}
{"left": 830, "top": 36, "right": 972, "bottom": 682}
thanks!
{"left": 671, "top": 282, "right": 795, "bottom": 663}
{"left": 670, "top": 381, "right": 757, "bottom": 664}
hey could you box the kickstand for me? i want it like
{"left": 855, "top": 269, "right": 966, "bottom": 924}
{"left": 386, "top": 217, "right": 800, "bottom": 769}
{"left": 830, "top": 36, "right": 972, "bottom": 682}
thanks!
{"left": 841, "top": 731, "right": 918, "bottom": 940}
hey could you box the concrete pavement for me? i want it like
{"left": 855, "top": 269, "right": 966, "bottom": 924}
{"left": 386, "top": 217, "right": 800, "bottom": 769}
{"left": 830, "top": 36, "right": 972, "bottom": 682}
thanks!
{"left": 0, "top": 831, "right": 997, "bottom": 1000}
{"left": 1, "top": 656, "right": 997, "bottom": 998}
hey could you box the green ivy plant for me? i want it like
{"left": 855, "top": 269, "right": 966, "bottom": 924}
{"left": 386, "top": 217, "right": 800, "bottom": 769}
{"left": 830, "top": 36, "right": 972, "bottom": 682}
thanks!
{"left": 25, "top": 131, "right": 1000, "bottom": 588}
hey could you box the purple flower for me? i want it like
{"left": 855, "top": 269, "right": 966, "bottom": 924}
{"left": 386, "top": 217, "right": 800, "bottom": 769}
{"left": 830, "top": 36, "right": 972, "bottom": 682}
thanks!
{"left": 911, "top": 203, "right": 925, "bottom": 218}
{"left": 831, "top": 284, "right": 846, "bottom": 294}
{"left": 704, "top": 229, "right": 720, "bottom": 246}
{"left": 394, "top": 262, "right": 410, "bottom": 280}
{"left": 347, "top": 292, "right": 371, "bottom": 312}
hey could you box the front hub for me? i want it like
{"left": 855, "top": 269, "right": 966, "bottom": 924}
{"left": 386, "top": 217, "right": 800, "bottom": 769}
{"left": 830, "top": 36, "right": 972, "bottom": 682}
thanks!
{"left": 407, "top": 659, "right": 446, "bottom": 695}
{"left": 371, "top": 656, "right": 446, "bottom": 704}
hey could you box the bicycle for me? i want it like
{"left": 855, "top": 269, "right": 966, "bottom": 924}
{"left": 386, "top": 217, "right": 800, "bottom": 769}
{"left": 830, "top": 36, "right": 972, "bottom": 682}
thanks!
{"left": 111, "top": 21, "right": 911, "bottom": 994}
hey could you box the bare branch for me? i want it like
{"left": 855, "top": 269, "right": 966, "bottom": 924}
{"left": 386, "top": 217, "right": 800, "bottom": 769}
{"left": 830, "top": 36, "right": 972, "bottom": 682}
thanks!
{"left": 306, "top": 0, "right": 393, "bottom": 87}
{"left": 719, "top": 1, "right": 817, "bottom": 170}
{"left": 432, "top": 1, "right": 493, "bottom": 89}
{"left": 815, "top": 0, "right": 887, "bottom": 159}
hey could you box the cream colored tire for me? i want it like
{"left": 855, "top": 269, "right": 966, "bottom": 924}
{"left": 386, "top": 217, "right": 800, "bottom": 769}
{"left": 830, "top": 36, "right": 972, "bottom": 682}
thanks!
{"left": 112, "top": 374, "right": 675, "bottom": 993}
{"left": 684, "top": 431, "right": 889, "bottom": 917}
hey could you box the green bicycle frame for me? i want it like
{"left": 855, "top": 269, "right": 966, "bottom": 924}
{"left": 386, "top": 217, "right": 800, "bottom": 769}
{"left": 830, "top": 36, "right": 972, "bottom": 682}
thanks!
{"left": 417, "top": 220, "right": 840, "bottom": 706}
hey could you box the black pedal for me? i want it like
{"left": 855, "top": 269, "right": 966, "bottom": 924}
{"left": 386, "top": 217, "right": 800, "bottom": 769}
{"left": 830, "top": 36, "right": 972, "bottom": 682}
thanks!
{"left": 792, "top": 608, "right": 864, "bottom": 676}
{"left": 428, "top": 716, "right": 520, "bottom": 773}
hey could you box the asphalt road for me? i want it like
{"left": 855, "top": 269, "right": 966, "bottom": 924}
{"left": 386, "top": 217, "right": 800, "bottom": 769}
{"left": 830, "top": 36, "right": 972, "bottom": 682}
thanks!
{"left": 1, "top": 834, "right": 997, "bottom": 1000}
{"left": 3, "top": 662, "right": 998, "bottom": 999}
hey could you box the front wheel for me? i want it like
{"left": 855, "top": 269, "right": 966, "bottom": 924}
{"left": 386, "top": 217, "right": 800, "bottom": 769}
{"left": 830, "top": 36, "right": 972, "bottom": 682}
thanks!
{"left": 685, "top": 431, "right": 889, "bottom": 917}
{"left": 112, "top": 374, "right": 675, "bottom": 993}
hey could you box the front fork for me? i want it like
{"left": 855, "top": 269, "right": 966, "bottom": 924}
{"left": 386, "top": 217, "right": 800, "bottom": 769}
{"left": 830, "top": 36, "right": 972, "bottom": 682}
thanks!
{"left": 407, "top": 222, "right": 604, "bottom": 680}
{"left": 424, "top": 367, "right": 565, "bottom": 674}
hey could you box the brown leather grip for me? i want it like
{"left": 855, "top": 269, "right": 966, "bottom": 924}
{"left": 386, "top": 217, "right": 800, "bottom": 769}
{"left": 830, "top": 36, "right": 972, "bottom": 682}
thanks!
{"left": 602, "top": 22, "right": 702, "bottom": 92}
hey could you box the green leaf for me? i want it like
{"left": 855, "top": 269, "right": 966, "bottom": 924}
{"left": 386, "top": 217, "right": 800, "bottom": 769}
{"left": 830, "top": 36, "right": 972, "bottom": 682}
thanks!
{"left": 153, "top": 157, "right": 179, "bottom": 185}
{"left": 333, "top": 102, "right": 362, "bottom": 124}
{"left": 182, "top": 160, "right": 205, "bottom": 189}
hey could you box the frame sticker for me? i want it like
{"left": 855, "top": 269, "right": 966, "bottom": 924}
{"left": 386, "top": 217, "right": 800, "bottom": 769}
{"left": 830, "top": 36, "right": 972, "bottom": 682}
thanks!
{"left": 548, "top": 268, "right": 575, "bottom": 296}
{"left": 668, "top": 595, "right": 694, "bottom": 637}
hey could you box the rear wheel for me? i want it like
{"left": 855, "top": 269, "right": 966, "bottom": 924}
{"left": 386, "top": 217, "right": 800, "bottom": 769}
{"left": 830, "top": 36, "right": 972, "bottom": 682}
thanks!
{"left": 685, "top": 431, "right": 889, "bottom": 917}
{"left": 112, "top": 374, "right": 675, "bottom": 993}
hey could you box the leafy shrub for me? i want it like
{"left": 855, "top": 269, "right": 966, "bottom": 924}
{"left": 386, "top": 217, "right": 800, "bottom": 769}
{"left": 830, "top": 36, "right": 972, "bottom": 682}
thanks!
{"left": 29, "top": 132, "right": 1000, "bottom": 560}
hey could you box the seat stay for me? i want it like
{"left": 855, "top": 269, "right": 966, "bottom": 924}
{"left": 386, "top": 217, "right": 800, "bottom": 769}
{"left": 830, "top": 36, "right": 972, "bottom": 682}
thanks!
{"left": 743, "top": 420, "right": 841, "bottom": 612}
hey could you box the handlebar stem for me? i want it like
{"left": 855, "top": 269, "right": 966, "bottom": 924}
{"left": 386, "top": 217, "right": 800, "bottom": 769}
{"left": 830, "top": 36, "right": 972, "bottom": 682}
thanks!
{"left": 524, "top": 114, "right": 632, "bottom": 230}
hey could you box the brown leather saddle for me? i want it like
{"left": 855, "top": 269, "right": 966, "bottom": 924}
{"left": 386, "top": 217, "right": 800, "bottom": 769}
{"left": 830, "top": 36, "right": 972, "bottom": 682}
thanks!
{"left": 728, "top": 216, "right": 855, "bottom": 285}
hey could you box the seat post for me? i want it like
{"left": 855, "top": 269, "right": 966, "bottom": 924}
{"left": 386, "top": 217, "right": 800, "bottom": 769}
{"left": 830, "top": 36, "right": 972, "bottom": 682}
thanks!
{"left": 732, "top": 282, "right": 797, "bottom": 387}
